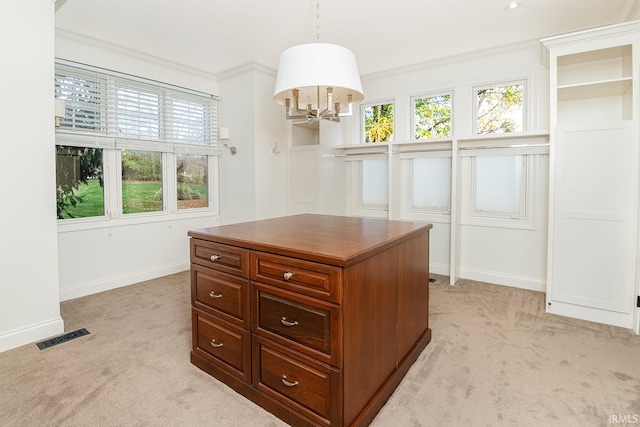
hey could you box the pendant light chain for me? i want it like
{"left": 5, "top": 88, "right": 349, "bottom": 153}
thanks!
{"left": 316, "top": 0, "right": 320, "bottom": 42}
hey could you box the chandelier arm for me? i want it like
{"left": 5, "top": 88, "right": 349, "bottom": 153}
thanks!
{"left": 338, "top": 94, "right": 354, "bottom": 117}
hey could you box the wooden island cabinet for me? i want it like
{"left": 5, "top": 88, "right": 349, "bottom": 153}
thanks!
{"left": 188, "top": 214, "right": 432, "bottom": 426}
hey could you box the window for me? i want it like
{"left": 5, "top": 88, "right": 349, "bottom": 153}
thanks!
{"left": 363, "top": 102, "right": 394, "bottom": 143}
{"left": 472, "top": 155, "right": 526, "bottom": 219}
{"left": 177, "top": 154, "right": 208, "bottom": 210}
{"left": 170, "top": 97, "right": 211, "bottom": 145}
{"left": 412, "top": 157, "right": 451, "bottom": 212}
{"left": 116, "top": 83, "right": 161, "bottom": 140}
{"left": 475, "top": 81, "right": 525, "bottom": 134}
{"left": 121, "top": 150, "right": 163, "bottom": 214}
{"left": 361, "top": 159, "right": 388, "bottom": 208}
{"left": 54, "top": 69, "right": 105, "bottom": 133}
{"left": 460, "top": 153, "right": 540, "bottom": 231}
{"left": 55, "top": 60, "right": 219, "bottom": 225}
{"left": 56, "top": 146, "right": 104, "bottom": 219}
{"left": 348, "top": 157, "right": 389, "bottom": 218}
{"left": 412, "top": 93, "right": 452, "bottom": 139}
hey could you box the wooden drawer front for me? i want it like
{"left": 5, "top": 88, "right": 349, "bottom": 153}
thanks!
{"left": 252, "top": 252, "right": 341, "bottom": 303}
{"left": 254, "top": 338, "right": 340, "bottom": 423}
{"left": 193, "top": 310, "right": 249, "bottom": 379}
{"left": 258, "top": 291, "right": 331, "bottom": 355}
{"left": 193, "top": 265, "right": 248, "bottom": 326}
{"left": 191, "top": 239, "right": 249, "bottom": 278}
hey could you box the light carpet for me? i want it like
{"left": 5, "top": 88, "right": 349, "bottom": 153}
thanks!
{"left": 1, "top": 272, "right": 639, "bottom": 426}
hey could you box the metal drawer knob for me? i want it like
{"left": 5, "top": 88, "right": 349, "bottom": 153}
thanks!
{"left": 210, "top": 339, "right": 223, "bottom": 348}
{"left": 281, "top": 375, "right": 299, "bottom": 387}
{"left": 209, "top": 291, "right": 223, "bottom": 299}
{"left": 210, "top": 255, "right": 221, "bottom": 261}
{"left": 280, "top": 317, "right": 298, "bottom": 327}
{"left": 283, "top": 272, "right": 294, "bottom": 281}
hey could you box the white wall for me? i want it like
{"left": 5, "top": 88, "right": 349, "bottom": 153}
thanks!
{"left": 0, "top": 1, "right": 64, "bottom": 352}
{"left": 217, "top": 66, "right": 258, "bottom": 224}
{"left": 217, "top": 64, "right": 289, "bottom": 224}
{"left": 54, "top": 32, "right": 222, "bottom": 301}
{"left": 253, "top": 68, "right": 290, "bottom": 220}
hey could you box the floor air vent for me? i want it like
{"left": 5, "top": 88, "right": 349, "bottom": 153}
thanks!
{"left": 36, "top": 328, "right": 90, "bottom": 350}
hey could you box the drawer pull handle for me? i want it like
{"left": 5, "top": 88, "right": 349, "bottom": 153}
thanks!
{"left": 280, "top": 317, "right": 298, "bottom": 327}
{"left": 209, "top": 291, "right": 223, "bottom": 299}
{"left": 210, "top": 339, "right": 223, "bottom": 348}
{"left": 210, "top": 255, "right": 221, "bottom": 261}
{"left": 283, "top": 272, "right": 294, "bottom": 281}
{"left": 281, "top": 375, "right": 299, "bottom": 387}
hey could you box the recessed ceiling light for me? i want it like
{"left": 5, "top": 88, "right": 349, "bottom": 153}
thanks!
{"left": 505, "top": 1, "right": 522, "bottom": 10}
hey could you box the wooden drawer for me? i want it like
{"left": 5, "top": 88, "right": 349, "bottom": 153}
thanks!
{"left": 192, "top": 309, "right": 250, "bottom": 383}
{"left": 253, "top": 283, "right": 342, "bottom": 367}
{"left": 191, "top": 239, "right": 249, "bottom": 278}
{"left": 253, "top": 336, "right": 340, "bottom": 425}
{"left": 192, "top": 264, "right": 249, "bottom": 327}
{"left": 251, "top": 252, "right": 342, "bottom": 303}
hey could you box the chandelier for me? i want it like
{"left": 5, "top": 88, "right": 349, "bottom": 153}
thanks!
{"left": 273, "top": 0, "right": 364, "bottom": 123}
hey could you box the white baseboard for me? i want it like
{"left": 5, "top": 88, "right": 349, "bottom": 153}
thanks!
{"left": 455, "top": 266, "right": 546, "bottom": 292}
{"left": 59, "top": 261, "right": 190, "bottom": 302}
{"left": 430, "top": 262, "right": 545, "bottom": 292}
{"left": 0, "top": 317, "right": 64, "bottom": 353}
{"left": 429, "top": 262, "right": 450, "bottom": 277}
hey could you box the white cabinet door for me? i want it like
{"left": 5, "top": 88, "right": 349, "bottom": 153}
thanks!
{"left": 548, "top": 121, "right": 637, "bottom": 327}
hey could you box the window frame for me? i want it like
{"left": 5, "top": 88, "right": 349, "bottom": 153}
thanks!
{"left": 346, "top": 155, "right": 389, "bottom": 218}
{"left": 400, "top": 153, "right": 452, "bottom": 223}
{"left": 460, "top": 152, "right": 539, "bottom": 230}
{"left": 361, "top": 99, "right": 395, "bottom": 144}
{"left": 411, "top": 90, "right": 454, "bottom": 141}
{"left": 55, "top": 59, "right": 220, "bottom": 232}
{"left": 473, "top": 79, "right": 527, "bottom": 135}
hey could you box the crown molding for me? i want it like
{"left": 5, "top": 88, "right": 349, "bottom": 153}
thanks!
{"left": 361, "top": 40, "right": 541, "bottom": 82}
{"left": 216, "top": 62, "right": 276, "bottom": 80}
{"left": 55, "top": 28, "right": 217, "bottom": 81}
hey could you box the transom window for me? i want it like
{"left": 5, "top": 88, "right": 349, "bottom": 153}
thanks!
{"left": 412, "top": 93, "right": 452, "bottom": 139}
{"left": 475, "top": 81, "right": 525, "bottom": 134}
{"left": 363, "top": 102, "right": 394, "bottom": 143}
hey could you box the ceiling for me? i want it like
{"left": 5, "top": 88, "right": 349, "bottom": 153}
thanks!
{"left": 55, "top": 0, "right": 639, "bottom": 77}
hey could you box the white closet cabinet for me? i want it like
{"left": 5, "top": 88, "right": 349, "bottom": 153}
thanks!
{"left": 543, "top": 22, "right": 640, "bottom": 330}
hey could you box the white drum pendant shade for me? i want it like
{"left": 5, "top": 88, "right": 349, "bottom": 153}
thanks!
{"left": 273, "top": 43, "right": 364, "bottom": 111}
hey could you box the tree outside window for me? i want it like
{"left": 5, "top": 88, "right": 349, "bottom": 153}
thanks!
{"left": 121, "top": 150, "right": 163, "bottom": 214}
{"left": 56, "top": 146, "right": 104, "bottom": 219}
{"left": 413, "top": 94, "right": 452, "bottom": 139}
{"left": 364, "top": 103, "right": 394, "bottom": 143}
{"left": 177, "top": 154, "right": 207, "bottom": 210}
{"left": 476, "top": 83, "right": 524, "bottom": 134}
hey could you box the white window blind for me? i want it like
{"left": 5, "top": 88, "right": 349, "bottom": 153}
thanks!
{"left": 168, "top": 94, "right": 212, "bottom": 145}
{"left": 115, "top": 81, "right": 161, "bottom": 141}
{"left": 55, "top": 65, "right": 106, "bottom": 134}
{"left": 54, "top": 60, "right": 219, "bottom": 153}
